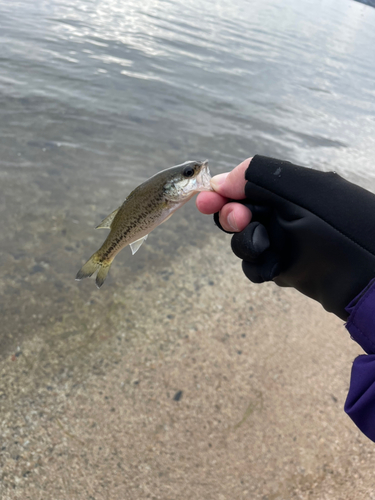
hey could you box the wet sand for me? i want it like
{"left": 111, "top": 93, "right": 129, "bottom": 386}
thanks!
{"left": 1, "top": 233, "right": 374, "bottom": 500}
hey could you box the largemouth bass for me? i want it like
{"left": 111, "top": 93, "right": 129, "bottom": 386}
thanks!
{"left": 76, "top": 160, "right": 212, "bottom": 288}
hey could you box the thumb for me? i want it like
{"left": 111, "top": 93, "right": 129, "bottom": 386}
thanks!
{"left": 211, "top": 158, "right": 252, "bottom": 200}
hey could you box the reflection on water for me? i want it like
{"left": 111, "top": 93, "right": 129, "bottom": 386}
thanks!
{"left": 1, "top": 0, "right": 375, "bottom": 377}
{"left": 0, "top": 0, "right": 375, "bottom": 494}
{"left": 1, "top": 0, "right": 375, "bottom": 389}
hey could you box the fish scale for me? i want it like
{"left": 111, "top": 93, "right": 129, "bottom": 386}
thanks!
{"left": 76, "top": 160, "right": 212, "bottom": 288}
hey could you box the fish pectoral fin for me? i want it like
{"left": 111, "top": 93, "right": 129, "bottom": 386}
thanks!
{"left": 95, "top": 207, "right": 120, "bottom": 230}
{"left": 160, "top": 212, "right": 174, "bottom": 225}
{"left": 129, "top": 235, "right": 148, "bottom": 255}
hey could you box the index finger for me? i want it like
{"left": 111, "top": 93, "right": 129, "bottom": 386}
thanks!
{"left": 210, "top": 157, "right": 252, "bottom": 199}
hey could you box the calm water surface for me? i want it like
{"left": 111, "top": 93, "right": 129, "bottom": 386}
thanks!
{"left": 0, "top": 0, "right": 375, "bottom": 352}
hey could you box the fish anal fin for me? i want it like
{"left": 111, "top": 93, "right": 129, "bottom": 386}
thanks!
{"left": 129, "top": 235, "right": 148, "bottom": 255}
{"left": 95, "top": 207, "right": 120, "bottom": 230}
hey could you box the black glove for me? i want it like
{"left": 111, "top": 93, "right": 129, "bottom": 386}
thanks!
{"left": 216, "top": 155, "right": 375, "bottom": 320}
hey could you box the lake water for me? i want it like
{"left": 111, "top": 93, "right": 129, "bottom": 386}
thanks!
{"left": 1, "top": 0, "right": 375, "bottom": 366}
{"left": 1, "top": 0, "right": 375, "bottom": 362}
{"left": 1, "top": 0, "right": 375, "bottom": 496}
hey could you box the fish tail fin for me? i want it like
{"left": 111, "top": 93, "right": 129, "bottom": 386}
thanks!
{"left": 75, "top": 253, "right": 113, "bottom": 288}
{"left": 95, "top": 261, "right": 112, "bottom": 289}
{"left": 76, "top": 253, "right": 101, "bottom": 281}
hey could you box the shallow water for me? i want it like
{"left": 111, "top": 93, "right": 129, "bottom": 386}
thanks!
{"left": 1, "top": 0, "right": 375, "bottom": 496}
{"left": 1, "top": 0, "right": 375, "bottom": 357}
{"left": 0, "top": 0, "right": 375, "bottom": 356}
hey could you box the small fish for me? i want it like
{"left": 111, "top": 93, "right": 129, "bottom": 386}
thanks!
{"left": 76, "top": 160, "right": 212, "bottom": 288}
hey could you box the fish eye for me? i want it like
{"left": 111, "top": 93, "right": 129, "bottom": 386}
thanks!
{"left": 183, "top": 166, "right": 195, "bottom": 178}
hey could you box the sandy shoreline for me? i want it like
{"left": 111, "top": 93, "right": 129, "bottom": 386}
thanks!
{"left": 1, "top": 233, "right": 374, "bottom": 499}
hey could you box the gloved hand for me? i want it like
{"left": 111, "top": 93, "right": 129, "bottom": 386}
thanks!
{"left": 214, "top": 156, "right": 375, "bottom": 321}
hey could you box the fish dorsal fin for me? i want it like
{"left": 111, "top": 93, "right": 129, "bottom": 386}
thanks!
{"left": 95, "top": 207, "right": 120, "bottom": 230}
{"left": 129, "top": 235, "right": 148, "bottom": 255}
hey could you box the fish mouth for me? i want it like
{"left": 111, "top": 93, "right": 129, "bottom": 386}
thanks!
{"left": 196, "top": 160, "right": 212, "bottom": 191}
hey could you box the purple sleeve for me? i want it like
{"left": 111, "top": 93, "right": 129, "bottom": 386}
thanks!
{"left": 344, "top": 278, "right": 375, "bottom": 442}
